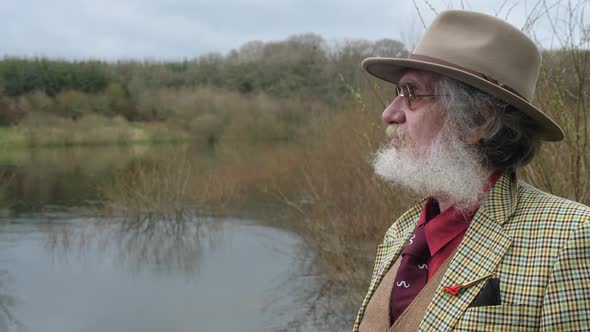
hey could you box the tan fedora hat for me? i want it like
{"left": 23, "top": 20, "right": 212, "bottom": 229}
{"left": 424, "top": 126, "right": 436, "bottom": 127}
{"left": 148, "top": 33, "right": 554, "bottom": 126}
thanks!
{"left": 362, "top": 10, "right": 564, "bottom": 141}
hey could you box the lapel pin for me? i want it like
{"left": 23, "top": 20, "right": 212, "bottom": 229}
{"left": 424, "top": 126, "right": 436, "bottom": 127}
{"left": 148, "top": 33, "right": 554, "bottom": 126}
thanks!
{"left": 444, "top": 271, "right": 496, "bottom": 296}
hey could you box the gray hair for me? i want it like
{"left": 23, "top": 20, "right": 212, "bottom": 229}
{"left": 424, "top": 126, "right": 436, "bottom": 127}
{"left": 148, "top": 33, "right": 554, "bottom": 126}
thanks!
{"left": 437, "top": 77, "right": 542, "bottom": 171}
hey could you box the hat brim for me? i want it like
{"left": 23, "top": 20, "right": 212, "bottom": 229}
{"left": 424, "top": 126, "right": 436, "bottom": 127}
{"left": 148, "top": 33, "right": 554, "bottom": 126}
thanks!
{"left": 362, "top": 57, "right": 564, "bottom": 141}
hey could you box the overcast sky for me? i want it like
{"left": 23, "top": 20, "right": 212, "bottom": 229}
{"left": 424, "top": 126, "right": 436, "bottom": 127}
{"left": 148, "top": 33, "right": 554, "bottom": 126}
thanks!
{"left": 1, "top": 0, "right": 583, "bottom": 61}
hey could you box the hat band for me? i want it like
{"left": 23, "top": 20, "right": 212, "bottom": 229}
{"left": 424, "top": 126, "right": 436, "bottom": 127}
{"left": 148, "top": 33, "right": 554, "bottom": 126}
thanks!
{"left": 409, "top": 53, "right": 524, "bottom": 99}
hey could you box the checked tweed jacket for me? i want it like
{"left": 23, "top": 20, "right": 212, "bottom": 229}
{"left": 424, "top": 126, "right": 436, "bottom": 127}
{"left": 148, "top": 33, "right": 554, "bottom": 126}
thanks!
{"left": 353, "top": 172, "right": 590, "bottom": 331}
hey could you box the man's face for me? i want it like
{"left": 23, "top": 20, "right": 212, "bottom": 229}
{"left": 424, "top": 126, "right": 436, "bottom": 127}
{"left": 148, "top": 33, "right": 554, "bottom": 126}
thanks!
{"left": 373, "top": 70, "right": 489, "bottom": 210}
{"left": 382, "top": 70, "right": 446, "bottom": 153}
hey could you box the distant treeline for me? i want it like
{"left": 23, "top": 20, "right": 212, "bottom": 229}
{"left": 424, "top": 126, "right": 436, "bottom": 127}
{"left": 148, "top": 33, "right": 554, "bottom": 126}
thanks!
{"left": 0, "top": 34, "right": 406, "bottom": 125}
{"left": 0, "top": 59, "right": 109, "bottom": 97}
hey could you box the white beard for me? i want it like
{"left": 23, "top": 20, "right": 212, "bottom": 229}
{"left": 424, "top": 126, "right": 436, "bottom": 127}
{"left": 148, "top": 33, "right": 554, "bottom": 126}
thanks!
{"left": 373, "top": 125, "right": 489, "bottom": 211}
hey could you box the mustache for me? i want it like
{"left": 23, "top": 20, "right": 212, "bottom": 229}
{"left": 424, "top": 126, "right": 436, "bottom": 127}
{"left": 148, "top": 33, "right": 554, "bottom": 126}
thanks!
{"left": 386, "top": 124, "right": 398, "bottom": 138}
{"left": 386, "top": 124, "right": 410, "bottom": 145}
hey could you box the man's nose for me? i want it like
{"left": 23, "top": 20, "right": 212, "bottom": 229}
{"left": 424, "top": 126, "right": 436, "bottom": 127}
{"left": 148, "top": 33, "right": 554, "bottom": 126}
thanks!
{"left": 382, "top": 97, "right": 406, "bottom": 124}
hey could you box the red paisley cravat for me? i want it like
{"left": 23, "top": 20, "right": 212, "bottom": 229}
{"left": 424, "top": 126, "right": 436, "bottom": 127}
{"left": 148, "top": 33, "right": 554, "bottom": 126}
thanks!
{"left": 390, "top": 223, "right": 430, "bottom": 324}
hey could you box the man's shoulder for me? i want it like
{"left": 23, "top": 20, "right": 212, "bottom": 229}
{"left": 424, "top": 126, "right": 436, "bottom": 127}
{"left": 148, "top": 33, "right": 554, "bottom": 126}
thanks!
{"left": 516, "top": 180, "right": 590, "bottom": 218}
{"left": 511, "top": 180, "right": 590, "bottom": 234}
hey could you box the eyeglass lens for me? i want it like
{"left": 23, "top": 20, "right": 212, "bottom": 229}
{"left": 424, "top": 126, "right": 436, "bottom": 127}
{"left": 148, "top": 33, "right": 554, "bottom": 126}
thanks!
{"left": 396, "top": 84, "right": 413, "bottom": 107}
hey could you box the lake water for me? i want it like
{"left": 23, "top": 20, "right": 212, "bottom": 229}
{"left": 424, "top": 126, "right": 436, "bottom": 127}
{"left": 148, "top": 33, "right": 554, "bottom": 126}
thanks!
{"left": 0, "top": 145, "right": 322, "bottom": 332}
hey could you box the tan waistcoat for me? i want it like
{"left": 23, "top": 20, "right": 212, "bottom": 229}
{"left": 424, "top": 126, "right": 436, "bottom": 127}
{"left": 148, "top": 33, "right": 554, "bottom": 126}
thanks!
{"left": 359, "top": 256, "right": 453, "bottom": 332}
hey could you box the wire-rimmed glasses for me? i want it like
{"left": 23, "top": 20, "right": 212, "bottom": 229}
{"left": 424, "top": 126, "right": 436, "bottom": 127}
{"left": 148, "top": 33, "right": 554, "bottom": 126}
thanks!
{"left": 395, "top": 83, "right": 447, "bottom": 109}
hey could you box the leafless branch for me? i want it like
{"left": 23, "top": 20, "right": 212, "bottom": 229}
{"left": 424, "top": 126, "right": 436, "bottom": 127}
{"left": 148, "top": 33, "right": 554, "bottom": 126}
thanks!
{"left": 504, "top": 2, "right": 520, "bottom": 21}
{"left": 422, "top": 0, "right": 439, "bottom": 15}
{"left": 413, "top": 0, "right": 428, "bottom": 30}
{"left": 494, "top": 0, "right": 512, "bottom": 16}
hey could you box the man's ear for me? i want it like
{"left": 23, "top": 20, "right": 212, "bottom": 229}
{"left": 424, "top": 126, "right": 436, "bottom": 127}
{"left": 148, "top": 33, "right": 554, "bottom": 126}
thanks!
{"left": 464, "top": 114, "right": 494, "bottom": 145}
{"left": 464, "top": 126, "right": 488, "bottom": 144}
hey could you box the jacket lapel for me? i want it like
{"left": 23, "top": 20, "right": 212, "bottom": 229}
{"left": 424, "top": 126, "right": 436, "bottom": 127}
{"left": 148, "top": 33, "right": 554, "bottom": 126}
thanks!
{"left": 355, "top": 201, "right": 426, "bottom": 329}
{"left": 363, "top": 201, "right": 424, "bottom": 315}
{"left": 419, "top": 172, "right": 518, "bottom": 331}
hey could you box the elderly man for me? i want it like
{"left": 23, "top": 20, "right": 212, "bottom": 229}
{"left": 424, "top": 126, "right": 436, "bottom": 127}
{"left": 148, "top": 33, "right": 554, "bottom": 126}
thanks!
{"left": 354, "top": 10, "right": 590, "bottom": 332}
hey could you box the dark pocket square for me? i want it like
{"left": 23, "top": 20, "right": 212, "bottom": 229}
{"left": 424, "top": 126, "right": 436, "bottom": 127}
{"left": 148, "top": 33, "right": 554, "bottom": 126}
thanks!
{"left": 468, "top": 278, "right": 501, "bottom": 308}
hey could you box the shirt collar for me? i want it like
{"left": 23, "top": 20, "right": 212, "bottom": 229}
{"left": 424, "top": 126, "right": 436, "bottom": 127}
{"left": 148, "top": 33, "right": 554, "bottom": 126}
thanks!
{"left": 416, "top": 198, "right": 473, "bottom": 256}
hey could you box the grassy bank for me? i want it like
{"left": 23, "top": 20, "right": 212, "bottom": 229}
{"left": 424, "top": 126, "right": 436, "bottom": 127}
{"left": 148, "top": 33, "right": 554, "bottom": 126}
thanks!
{"left": 0, "top": 114, "right": 189, "bottom": 150}
{"left": 0, "top": 85, "right": 337, "bottom": 151}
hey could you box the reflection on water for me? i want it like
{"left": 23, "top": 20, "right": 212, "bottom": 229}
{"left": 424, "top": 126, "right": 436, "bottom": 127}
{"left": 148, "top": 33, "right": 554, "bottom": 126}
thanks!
{"left": 0, "top": 145, "right": 328, "bottom": 332}
{"left": 0, "top": 271, "right": 21, "bottom": 332}
{"left": 46, "top": 212, "right": 222, "bottom": 275}
{"left": 0, "top": 144, "right": 214, "bottom": 214}
{"left": 0, "top": 213, "right": 309, "bottom": 332}
{"left": 0, "top": 145, "right": 150, "bottom": 213}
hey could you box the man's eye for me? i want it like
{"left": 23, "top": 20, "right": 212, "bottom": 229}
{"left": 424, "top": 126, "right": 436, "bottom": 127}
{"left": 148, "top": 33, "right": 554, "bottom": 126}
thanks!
{"left": 404, "top": 85, "right": 416, "bottom": 97}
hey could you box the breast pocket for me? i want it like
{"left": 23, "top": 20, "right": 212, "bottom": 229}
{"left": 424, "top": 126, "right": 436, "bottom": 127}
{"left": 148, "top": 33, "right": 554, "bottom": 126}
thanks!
{"left": 454, "top": 305, "right": 540, "bottom": 331}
